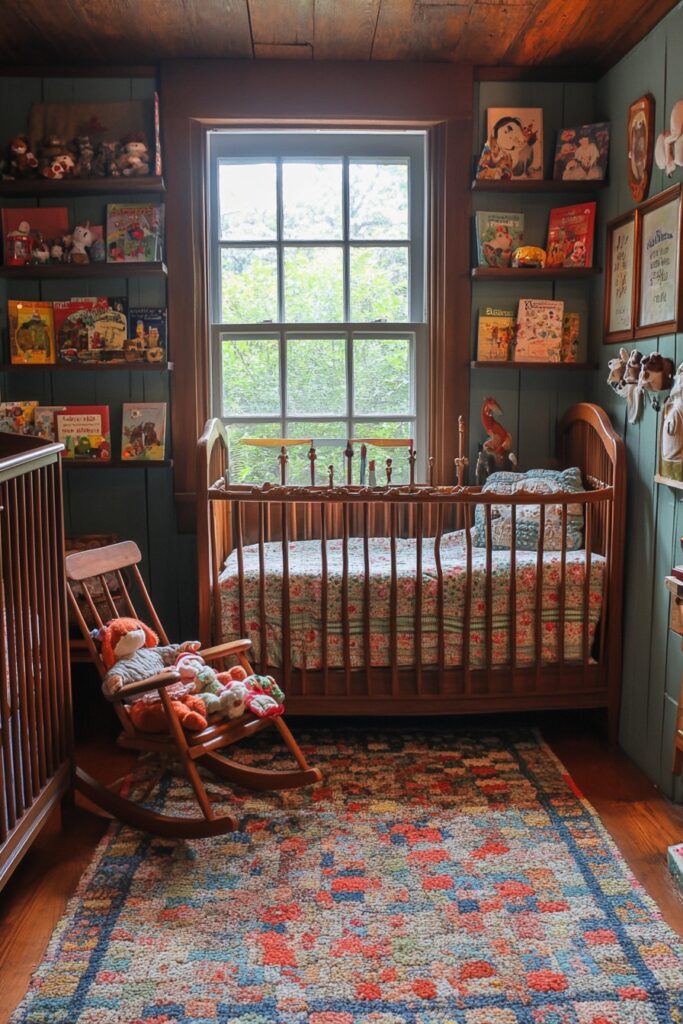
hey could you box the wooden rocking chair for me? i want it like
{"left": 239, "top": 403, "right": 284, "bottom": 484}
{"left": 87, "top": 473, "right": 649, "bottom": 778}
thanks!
{"left": 65, "top": 540, "right": 322, "bottom": 838}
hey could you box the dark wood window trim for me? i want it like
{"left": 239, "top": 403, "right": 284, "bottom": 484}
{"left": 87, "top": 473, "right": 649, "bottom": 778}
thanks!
{"left": 160, "top": 60, "right": 473, "bottom": 530}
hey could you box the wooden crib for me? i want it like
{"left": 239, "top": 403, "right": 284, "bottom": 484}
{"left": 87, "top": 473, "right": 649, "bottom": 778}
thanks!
{"left": 0, "top": 433, "right": 72, "bottom": 892}
{"left": 197, "top": 403, "right": 626, "bottom": 734}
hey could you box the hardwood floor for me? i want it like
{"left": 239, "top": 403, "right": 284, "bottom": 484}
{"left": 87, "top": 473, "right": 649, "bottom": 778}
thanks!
{"left": 1, "top": 712, "right": 682, "bottom": 1024}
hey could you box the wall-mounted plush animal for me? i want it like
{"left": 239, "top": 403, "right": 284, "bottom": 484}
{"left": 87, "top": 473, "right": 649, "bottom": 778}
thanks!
{"left": 639, "top": 352, "right": 674, "bottom": 392}
{"left": 655, "top": 99, "right": 683, "bottom": 176}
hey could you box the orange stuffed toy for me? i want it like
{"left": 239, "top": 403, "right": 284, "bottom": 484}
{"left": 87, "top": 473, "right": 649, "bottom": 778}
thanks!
{"left": 127, "top": 691, "right": 208, "bottom": 733}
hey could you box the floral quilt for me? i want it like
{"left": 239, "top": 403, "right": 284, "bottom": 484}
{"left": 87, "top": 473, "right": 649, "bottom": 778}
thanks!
{"left": 219, "top": 534, "right": 605, "bottom": 670}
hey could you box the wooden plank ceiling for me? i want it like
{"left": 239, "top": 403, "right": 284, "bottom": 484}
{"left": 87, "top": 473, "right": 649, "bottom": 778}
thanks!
{"left": 0, "top": 0, "right": 677, "bottom": 74}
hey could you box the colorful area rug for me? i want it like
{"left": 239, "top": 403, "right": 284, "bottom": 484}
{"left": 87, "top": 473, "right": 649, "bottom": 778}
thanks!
{"left": 11, "top": 728, "right": 683, "bottom": 1023}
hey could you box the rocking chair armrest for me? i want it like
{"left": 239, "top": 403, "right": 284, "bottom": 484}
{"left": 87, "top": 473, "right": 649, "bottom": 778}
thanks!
{"left": 109, "top": 669, "right": 184, "bottom": 703}
{"left": 199, "top": 639, "right": 253, "bottom": 663}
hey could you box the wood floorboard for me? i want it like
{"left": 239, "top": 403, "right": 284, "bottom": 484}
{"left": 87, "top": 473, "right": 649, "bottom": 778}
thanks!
{"left": 0, "top": 716, "right": 681, "bottom": 1023}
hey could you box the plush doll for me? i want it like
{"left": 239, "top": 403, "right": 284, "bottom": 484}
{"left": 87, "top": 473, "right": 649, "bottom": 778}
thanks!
{"left": 67, "top": 222, "right": 95, "bottom": 264}
{"left": 175, "top": 651, "right": 234, "bottom": 717}
{"left": 117, "top": 132, "right": 150, "bottom": 176}
{"left": 127, "top": 690, "right": 208, "bottom": 733}
{"left": 74, "top": 134, "right": 95, "bottom": 177}
{"left": 9, "top": 135, "right": 38, "bottom": 178}
{"left": 96, "top": 616, "right": 200, "bottom": 698}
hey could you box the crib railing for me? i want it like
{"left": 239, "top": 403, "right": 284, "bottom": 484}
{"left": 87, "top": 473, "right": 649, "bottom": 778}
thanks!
{"left": 208, "top": 480, "right": 615, "bottom": 712}
{"left": 0, "top": 434, "right": 72, "bottom": 892}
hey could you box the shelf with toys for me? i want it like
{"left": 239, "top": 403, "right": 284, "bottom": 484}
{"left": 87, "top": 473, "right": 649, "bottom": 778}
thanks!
{"left": 470, "top": 360, "right": 596, "bottom": 370}
{"left": 471, "top": 266, "right": 599, "bottom": 280}
{"left": 0, "top": 361, "right": 173, "bottom": 372}
{"left": 0, "top": 262, "right": 167, "bottom": 279}
{"left": 0, "top": 177, "right": 165, "bottom": 198}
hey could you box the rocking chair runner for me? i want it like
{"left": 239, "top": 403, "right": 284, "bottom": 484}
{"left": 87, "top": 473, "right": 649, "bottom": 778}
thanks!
{"left": 65, "top": 540, "right": 322, "bottom": 839}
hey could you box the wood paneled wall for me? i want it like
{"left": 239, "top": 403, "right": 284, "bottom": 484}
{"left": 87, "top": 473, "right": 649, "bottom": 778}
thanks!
{"left": 591, "top": 8, "right": 683, "bottom": 801}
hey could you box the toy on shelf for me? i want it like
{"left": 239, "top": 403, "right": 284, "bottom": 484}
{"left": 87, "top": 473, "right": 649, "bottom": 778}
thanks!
{"left": 481, "top": 396, "right": 516, "bottom": 471}
{"left": 116, "top": 132, "right": 150, "bottom": 176}
{"left": 65, "top": 222, "right": 95, "bottom": 264}
{"left": 511, "top": 245, "right": 546, "bottom": 268}
{"left": 8, "top": 135, "right": 38, "bottom": 178}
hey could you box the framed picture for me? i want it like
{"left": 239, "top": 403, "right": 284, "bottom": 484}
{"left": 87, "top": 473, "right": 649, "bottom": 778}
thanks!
{"left": 627, "top": 94, "right": 655, "bottom": 203}
{"left": 603, "top": 211, "right": 636, "bottom": 343}
{"left": 635, "top": 183, "right": 683, "bottom": 339}
{"left": 476, "top": 107, "right": 543, "bottom": 181}
{"left": 553, "top": 122, "right": 610, "bottom": 181}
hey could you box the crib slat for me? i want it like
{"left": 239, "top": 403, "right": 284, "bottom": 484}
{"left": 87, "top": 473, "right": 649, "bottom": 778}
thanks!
{"left": 485, "top": 504, "right": 493, "bottom": 689}
{"left": 25, "top": 474, "right": 47, "bottom": 788}
{"left": 2, "top": 488, "right": 25, "bottom": 818}
{"left": 434, "top": 504, "right": 445, "bottom": 689}
{"left": 39, "top": 468, "right": 60, "bottom": 776}
{"left": 281, "top": 500, "right": 291, "bottom": 690}
{"left": 49, "top": 463, "right": 72, "bottom": 764}
{"left": 320, "top": 503, "right": 329, "bottom": 691}
{"left": 0, "top": 484, "right": 16, "bottom": 833}
{"left": 363, "top": 502, "right": 372, "bottom": 694}
{"left": 535, "top": 504, "right": 545, "bottom": 692}
{"left": 10, "top": 478, "right": 38, "bottom": 802}
{"left": 510, "top": 505, "right": 517, "bottom": 673}
{"left": 415, "top": 503, "right": 424, "bottom": 694}
{"left": 236, "top": 502, "right": 246, "bottom": 640}
{"left": 583, "top": 501, "right": 593, "bottom": 685}
{"left": 390, "top": 502, "right": 398, "bottom": 695}
{"left": 598, "top": 498, "right": 611, "bottom": 664}
{"left": 559, "top": 504, "right": 568, "bottom": 673}
{"left": 257, "top": 504, "right": 268, "bottom": 675}
{"left": 463, "top": 504, "right": 473, "bottom": 694}
{"left": 342, "top": 502, "right": 351, "bottom": 694}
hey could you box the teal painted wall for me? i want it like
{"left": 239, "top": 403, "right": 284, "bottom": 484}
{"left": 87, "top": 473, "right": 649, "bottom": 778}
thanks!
{"left": 0, "top": 76, "right": 198, "bottom": 641}
{"left": 592, "top": 2, "right": 683, "bottom": 800}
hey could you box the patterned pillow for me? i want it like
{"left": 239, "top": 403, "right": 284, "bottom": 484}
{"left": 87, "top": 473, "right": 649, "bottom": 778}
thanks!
{"left": 473, "top": 467, "right": 585, "bottom": 551}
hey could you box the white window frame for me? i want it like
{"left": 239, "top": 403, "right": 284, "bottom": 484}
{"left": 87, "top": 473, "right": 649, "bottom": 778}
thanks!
{"left": 207, "top": 130, "right": 428, "bottom": 478}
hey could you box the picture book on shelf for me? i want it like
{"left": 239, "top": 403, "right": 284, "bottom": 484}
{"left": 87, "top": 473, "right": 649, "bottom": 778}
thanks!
{"left": 514, "top": 299, "right": 564, "bottom": 362}
{"left": 474, "top": 212, "right": 524, "bottom": 267}
{"left": 121, "top": 403, "right": 167, "bottom": 461}
{"left": 34, "top": 406, "right": 66, "bottom": 442}
{"left": 477, "top": 306, "right": 516, "bottom": 360}
{"left": 88, "top": 298, "right": 128, "bottom": 353}
{"left": 106, "top": 203, "right": 164, "bottom": 263}
{"left": 8, "top": 300, "right": 56, "bottom": 364}
{"left": 2, "top": 207, "right": 69, "bottom": 265}
{"left": 546, "top": 202, "right": 597, "bottom": 268}
{"left": 553, "top": 122, "right": 610, "bottom": 181}
{"left": 476, "top": 107, "right": 543, "bottom": 181}
{"left": 54, "top": 297, "right": 108, "bottom": 362}
{"left": 561, "top": 312, "right": 582, "bottom": 363}
{"left": 0, "top": 402, "right": 38, "bottom": 435}
{"left": 127, "top": 307, "right": 167, "bottom": 363}
{"left": 55, "top": 406, "right": 111, "bottom": 461}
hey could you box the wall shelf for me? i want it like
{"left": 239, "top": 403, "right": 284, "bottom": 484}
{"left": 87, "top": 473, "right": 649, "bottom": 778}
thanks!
{"left": 0, "top": 262, "right": 166, "bottom": 279}
{"left": 0, "top": 176, "right": 165, "bottom": 197}
{"left": 471, "top": 178, "right": 607, "bottom": 193}
{"left": 471, "top": 266, "right": 600, "bottom": 280}
{"left": 471, "top": 360, "right": 596, "bottom": 370}
{"left": 0, "top": 361, "right": 173, "bottom": 372}
{"left": 63, "top": 459, "right": 173, "bottom": 470}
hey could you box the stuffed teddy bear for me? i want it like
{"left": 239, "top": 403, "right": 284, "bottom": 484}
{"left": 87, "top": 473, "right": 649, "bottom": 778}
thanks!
{"left": 96, "top": 616, "right": 201, "bottom": 698}
{"left": 9, "top": 135, "right": 38, "bottom": 178}
{"left": 117, "top": 133, "right": 150, "bottom": 176}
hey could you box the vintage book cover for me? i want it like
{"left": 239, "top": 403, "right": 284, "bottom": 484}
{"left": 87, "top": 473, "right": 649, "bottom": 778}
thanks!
{"left": 477, "top": 306, "right": 516, "bottom": 360}
{"left": 0, "top": 401, "right": 38, "bottom": 435}
{"left": 106, "top": 203, "right": 164, "bottom": 263}
{"left": 55, "top": 406, "right": 111, "bottom": 460}
{"left": 546, "top": 202, "right": 597, "bottom": 267}
{"left": 33, "top": 405, "right": 66, "bottom": 442}
{"left": 127, "top": 307, "right": 167, "bottom": 363}
{"left": 553, "top": 123, "right": 610, "bottom": 181}
{"left": 54, "top": 297, "right": 108, "bottom": 362}
{"left": 121, "top": 403, "right": 167, "bottom": 461}
{"left": 88, "top": 298, "right": 128, "bottom": 354}
{"left": 477, "top": 108, "right": 543, "bottom": 180}
{"left": 474, "top": 212, "right": 524, "bottom": 267}
{"left": 514, "top": 298, "right": 564, "bottom": 362}
{"left": 2, "top": 207, "right": 69, "bottom": 264}
{"left": 8, "top": 300, "right": 56, "bottom": 364}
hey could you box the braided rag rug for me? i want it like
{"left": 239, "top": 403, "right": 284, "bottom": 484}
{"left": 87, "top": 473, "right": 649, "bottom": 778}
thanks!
{"left": 11, "top": 728, "right": 683, "bottom": 1024}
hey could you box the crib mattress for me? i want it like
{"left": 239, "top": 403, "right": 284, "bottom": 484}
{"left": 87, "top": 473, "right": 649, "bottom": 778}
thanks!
{"left": 218, "top": 534, "right": 605, "bottom": 671}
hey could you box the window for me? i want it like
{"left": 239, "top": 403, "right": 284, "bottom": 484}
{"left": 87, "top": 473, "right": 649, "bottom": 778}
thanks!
{"left": 208, "top": 131, "right": 427, "bottom": 485}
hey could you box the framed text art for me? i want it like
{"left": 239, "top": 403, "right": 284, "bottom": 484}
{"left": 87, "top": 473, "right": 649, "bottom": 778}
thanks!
{"left": 627, "top": 94, "right": 655, "bottom": 203}
{"left": 604, "top": 211, "right": 636, "bottom": 343}
{"left": 635, "top": 183, "right": 683, "bottom": 339}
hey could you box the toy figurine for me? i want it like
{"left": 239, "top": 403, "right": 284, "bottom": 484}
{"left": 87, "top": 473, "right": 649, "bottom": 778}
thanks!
{"left": 66, "top": 222, "right": 95, "bottom": 264}
{"left": 49, "top": 241, "right": 65, "bottom": 262}
{"left": 481, "top": 397, "right": 514, "bottom": 468}
{"left": 74, "top": 134, "right": 95, "bottom": 177}
{"left": 5, "top": 220, "right": 33, "bottom": 265}
{"left": 8, "top": 135, "right": 38, "bottom": 178}
{"left": 117, "top": 132, "right": 150, "bottom": 176}
{"left": 92, "top": 140, "right": 120, "bottom": 177}
{"left": 38, "top": 135, "right": 72, "bottom": 178}
{"left": 90, "top": 235, "right": 106, "bottom": 262}
{"left": 31, "top": 238, "right": 50, "bottom": 265}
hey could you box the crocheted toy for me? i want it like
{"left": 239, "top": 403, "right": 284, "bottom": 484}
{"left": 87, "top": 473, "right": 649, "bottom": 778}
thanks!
{"left": 175, "top": 653, "right": 285, "bottom": 720}
{"left": 175, "top": 651, "right": 235, "bottom": 717}
{"left": 96, "top": 616, "right": 200, "bottom": 698}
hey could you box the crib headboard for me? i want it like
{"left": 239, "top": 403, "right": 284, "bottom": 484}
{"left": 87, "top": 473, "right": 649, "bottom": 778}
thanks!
{"left": 558, "top": 402, "right": 625, "bottom": 491}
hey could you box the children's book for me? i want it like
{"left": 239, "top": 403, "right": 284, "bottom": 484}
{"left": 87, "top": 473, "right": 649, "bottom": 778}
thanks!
{"left": 121, "top": 403, "right": 167, "bottom": 461}
{"left": 55, "top": 406, "right": 111, "bottom": 460}
{"left": 88, "top": 298, "right": 128, "bottom": 354}
{"left": 54, "top": 297, "right": 109, "bottom": 362}
{"left": 561, "top": 312, "right": 581, "bottom": 363}
{"left": 8, "top": 300, "right": 56, "bottom": 364}
{"left": 106, "top": 203, "right": 164, "bottom": 263}
{"left": 477, "top": 108, "right": 543, "bottom": 180}
{"left": 546, "top": 202, "right": 597, "bottom": 268}
{"left": 514, "top": 299, "right": 564, "bottom": 362}
{"left": 2, "top": 207, "right": 69, "bottom": 264}
{"left": 127, "top": 307, "right": 167, "bottom": 363}
{"left": 474, "top": 212, "right": 524, "bottom": 267}
{"left": 553, "top": 123, "right": 610, "bottom": 181}
{"left": 477, "top": 306, "right": 516, "bottom": 360}
{"left": 0, "top": 401, "right": 38, "bottom": 435}
{"left": 33, "top": 405, "right": 66, "bottom": 442}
